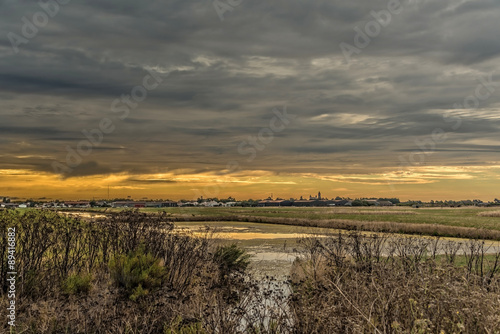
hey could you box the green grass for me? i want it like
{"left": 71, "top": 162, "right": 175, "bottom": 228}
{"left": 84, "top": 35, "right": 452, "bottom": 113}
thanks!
{"left": 433, "top": 253, "right": 500, "bottom": 268}
{"left": 54, "top": 206, "right": 500, "bottom": 239}
{"left": 134, "top": 206, "right": 500, "bottom": 231}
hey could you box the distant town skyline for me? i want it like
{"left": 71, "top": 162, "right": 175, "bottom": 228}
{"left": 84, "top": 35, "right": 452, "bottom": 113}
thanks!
{"left": 1, "top": 183, "right": 498, "bottom": 203}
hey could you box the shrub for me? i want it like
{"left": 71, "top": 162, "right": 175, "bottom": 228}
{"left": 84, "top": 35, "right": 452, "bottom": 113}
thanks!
{"left": 290, "top": 233, "right": 500, "bottom": 333}
{"left": 62, "top": 273, "right": 93, "bottom": 295}
{"left": 109, "top": 247, "right": 166, "bottom": 301}
{"left": 213, "top": 244, "right": 251, "bottom": 277}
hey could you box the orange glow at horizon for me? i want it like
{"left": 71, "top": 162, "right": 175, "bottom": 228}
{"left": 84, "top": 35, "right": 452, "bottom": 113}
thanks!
{"left": 1, "top": 165, "right": 500, "bottom": 201}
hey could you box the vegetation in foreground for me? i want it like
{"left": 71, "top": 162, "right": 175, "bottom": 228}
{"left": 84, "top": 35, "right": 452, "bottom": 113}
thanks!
{"left": 1, "top": 210, "right": 499, "bottom": 333}
{"left": 292, "top": 234, "right": 500, "bottom": 333}
{"left": 0, "top": 210, "right": 287, "bottom": 333}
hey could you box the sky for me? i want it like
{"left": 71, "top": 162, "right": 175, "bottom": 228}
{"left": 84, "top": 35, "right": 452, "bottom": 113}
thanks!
{"left": 1, "top": 0, "right": 500, "bottom": 201}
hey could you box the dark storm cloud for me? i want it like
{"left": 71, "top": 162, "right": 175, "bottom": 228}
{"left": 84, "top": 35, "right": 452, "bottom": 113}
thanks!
{"left": 0, "top": 124, "right": 72, "bottom": 138}
{"left": 1, "top": 0, "right": 500, "bottom": 177}
{"left": 68, "top": 161, "right": 113, "bottom": 177}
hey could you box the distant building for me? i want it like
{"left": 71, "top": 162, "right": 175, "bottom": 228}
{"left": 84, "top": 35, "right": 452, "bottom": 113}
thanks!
{"left": 201, "top": 201, "right": 221, "bottom": 207}
{"left": 292, "top": 199, "right": 335, "bottom": 207}
{"left": 258, "top": 200, "right": 292, "bottom": 207}
{"left": 112, "top": 201, "right": 137, "bottom": 208}
{"left": 144, "top": 202, "right": 178, "bottom": 208}
{"left": 161, "top": 201, "right": 178, "bottom": 207}
{"left": 179, "top": 202, "right": 199, "bottom": 207}
{"left": 293, "top": 200, "right": 315, "bottom": 207}
{"left": 64, "top": 201, "right": 90, "bottom": 208}
{"left": 332, "top": 199, "right": 351, "bottom": 206}
{"left": 309, "top": 191, "right": 323, "bottom": 201}
{"left": 1, "top": 203, "right": 18, "bottom": 209}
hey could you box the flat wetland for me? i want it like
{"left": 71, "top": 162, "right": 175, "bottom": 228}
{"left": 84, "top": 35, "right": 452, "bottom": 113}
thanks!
{"left": 65, "top": 206, "right": 500, "bottom": 278}
{"left": 65, "top": 205, "right": 500, "bottom": 238}
{"left": 173, "top": 219, "right": 500, "bottom": 277}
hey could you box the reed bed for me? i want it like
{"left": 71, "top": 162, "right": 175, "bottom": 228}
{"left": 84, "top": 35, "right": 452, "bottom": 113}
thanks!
{"left": 170, "top": 214, "right": 500, "bottom": 240}
{"left": 478, "top": 210, "right": 500, "bottom": 217}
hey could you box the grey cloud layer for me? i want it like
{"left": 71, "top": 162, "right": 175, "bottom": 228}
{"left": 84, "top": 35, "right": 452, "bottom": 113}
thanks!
{"left": 1, "top": 0, "right": 500, "bottom": 177}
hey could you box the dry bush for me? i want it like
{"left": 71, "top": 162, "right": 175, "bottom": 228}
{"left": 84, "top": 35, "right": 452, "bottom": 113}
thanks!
{"left": 0, "top": 210, "right": 290, "bottom": 334}
{"left": 290, "top": 233, "right": 500, "bottom": 334}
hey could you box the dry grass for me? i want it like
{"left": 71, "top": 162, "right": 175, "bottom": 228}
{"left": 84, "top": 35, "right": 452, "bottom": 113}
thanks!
{"left": 478, "top": 210, "right": 500, "bottom": 217}
{"left": 290, "top": 233, "right": 500, "bottom": 333}
{"left": 170, "top": 214, "right": 500, "bottom": 240}
{"left": 326, "top": 210, "right": 417, "bottom": 215}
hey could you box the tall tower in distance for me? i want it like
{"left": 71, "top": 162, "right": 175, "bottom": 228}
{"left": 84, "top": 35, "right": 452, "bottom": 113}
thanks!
{"left": 318, "top": 191, "right": 321, "bottom": 200}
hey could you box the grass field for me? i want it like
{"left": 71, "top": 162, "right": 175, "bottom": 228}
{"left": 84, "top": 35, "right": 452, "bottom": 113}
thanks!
{"left": 60, "top": 206, "right": 500, "bottom": 239}
{"left": 60, "top": 206, "right": 500, "bottom": 228}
